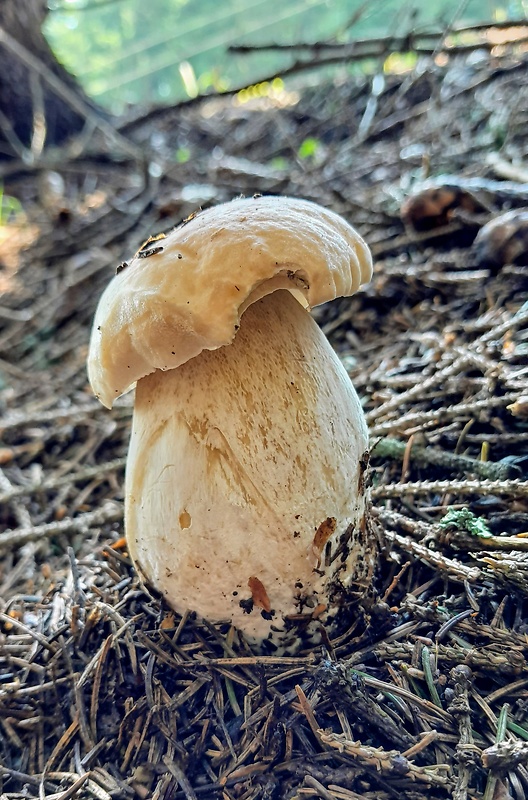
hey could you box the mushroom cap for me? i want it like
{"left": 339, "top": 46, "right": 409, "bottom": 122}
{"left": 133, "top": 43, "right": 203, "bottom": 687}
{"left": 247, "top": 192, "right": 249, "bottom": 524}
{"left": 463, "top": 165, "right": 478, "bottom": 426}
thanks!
{"left": 88, "top": 195, "right": 372, "bottom": 408}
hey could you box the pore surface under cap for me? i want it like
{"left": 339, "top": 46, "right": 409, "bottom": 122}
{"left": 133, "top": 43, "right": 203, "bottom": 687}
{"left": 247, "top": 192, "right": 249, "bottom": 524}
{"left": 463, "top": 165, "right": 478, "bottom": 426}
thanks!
{"left": 88, "top": 195, "right": 372, "bottom": 407}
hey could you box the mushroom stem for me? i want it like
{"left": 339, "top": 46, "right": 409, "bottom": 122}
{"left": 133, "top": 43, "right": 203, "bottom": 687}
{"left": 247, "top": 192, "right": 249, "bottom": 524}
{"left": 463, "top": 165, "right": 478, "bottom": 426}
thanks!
{"left": 126, "top": 290, "right": 372, "bottom": 646}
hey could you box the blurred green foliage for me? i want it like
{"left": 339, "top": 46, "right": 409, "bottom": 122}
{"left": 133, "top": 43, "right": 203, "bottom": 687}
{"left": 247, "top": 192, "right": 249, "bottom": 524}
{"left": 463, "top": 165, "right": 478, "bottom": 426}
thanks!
{"left": 0, "top": 186, "right": 23, "bottom": 225}
{"left": 297, "top": 137, "right": 321, "bottom": 159}
{"left": 45, "top": 0, "right": 527, "bottom": 112}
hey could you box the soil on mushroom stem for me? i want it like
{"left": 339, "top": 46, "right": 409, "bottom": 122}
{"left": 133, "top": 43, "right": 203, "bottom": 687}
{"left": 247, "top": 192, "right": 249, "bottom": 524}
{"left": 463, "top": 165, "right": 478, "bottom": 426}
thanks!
{"left": 0, "top": 37, "right": 527, "bottom": 800}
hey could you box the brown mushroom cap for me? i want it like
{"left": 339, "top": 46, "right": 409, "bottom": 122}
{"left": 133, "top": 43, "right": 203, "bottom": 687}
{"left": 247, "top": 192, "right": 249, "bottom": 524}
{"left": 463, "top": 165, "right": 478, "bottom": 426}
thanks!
{"left": 88, "top": 195, "right": 372, "bottom": 408}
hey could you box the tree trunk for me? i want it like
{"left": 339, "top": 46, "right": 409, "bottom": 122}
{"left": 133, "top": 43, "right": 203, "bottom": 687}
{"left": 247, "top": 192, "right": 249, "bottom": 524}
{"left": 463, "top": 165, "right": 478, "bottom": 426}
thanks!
{"left": 0, "top": 0, "right": 102, "bottom": 159}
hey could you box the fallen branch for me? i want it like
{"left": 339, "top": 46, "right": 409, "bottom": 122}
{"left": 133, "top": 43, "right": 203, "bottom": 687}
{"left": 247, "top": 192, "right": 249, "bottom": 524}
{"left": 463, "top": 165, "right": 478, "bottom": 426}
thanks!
{"left": 372, "top": 437, "right": 516, "bottom": 481}
{"left": 369, "top": 393, "right": 519, "bottom": 437}
{"left": 229, "top": 19, "right": 528, "bottom": 55}
{"left": 379, "top": 527, "right": 482, "bottom": 583}
{"left": 0, "top": 458, "right": 126, "bottom": 504}
{"left": 0, "top": 502, "right": 123, "bottom": 554}
{"left": 372, "top": 478, "right": 528, "bottom": 499}
{"left": 319, "top": 730, "right": 453, "bottom": 788}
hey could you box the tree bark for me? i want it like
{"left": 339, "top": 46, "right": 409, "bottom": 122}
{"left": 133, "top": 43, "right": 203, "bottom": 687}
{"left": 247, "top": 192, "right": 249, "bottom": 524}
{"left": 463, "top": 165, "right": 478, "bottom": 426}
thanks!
{"left": 0, "top": 0, "right": 102, "bottom": 158}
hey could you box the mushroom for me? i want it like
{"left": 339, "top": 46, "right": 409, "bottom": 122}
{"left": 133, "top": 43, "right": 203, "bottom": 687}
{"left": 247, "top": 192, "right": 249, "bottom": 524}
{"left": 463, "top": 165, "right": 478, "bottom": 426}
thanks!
{"left": 88, "top": 196, "right": 374, "bottom": 650}
{"left": 471, "top": 208, "right": 528, "bottom": 271}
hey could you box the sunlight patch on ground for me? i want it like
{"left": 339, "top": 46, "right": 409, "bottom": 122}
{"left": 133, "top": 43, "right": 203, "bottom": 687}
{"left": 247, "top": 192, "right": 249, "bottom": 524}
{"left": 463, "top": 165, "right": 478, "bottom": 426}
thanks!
{"left": 0, "top": 221, "right": 40, "bottom": 293}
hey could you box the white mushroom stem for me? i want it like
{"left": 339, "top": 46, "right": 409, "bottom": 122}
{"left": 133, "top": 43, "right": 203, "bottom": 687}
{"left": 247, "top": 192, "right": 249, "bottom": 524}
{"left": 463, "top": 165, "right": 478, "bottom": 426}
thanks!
{"left": 126, "top": 290, "right": 370, "bottom": 644}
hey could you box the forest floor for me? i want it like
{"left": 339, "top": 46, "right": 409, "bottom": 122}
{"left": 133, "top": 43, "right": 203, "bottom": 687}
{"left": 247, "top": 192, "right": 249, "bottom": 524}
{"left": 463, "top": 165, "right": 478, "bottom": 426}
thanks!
{"left": 0, "top": 26, "right": 528, "bottom": 800}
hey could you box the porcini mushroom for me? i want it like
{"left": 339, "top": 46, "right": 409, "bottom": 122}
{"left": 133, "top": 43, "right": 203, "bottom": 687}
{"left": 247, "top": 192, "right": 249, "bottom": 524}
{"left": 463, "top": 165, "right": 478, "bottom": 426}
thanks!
{"left": 88, "top": 196, "right": 374, "bottom": 650}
